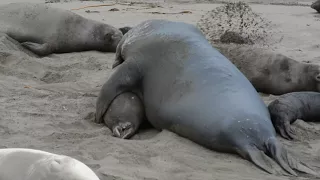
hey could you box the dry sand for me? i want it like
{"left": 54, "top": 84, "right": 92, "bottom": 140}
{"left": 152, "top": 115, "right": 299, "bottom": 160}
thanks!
{"left": 1, "top": 0, "right": 320, "bottom": 179}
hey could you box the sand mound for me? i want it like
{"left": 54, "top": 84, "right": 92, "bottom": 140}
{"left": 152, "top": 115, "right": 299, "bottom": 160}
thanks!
{"left": 197, "top": 2, "right": 274, "bottom": 45}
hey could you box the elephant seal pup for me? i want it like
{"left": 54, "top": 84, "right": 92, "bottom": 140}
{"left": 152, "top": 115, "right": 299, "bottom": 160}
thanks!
{"left": 103, "top": 92, "right": 145, "bottom": 139}
{"left": 215, "top": 43, "right": 320, "bottom": 95}
{"left": 0, "top": 148, "right": 100, "bottom": 180}
{"left": 0, "top": 2, "right": 123, "bottom": 56}
{"left": 268, "top": 92, "right": 320, "bottom": 140}
{"left": 95, "top": 19, "right": 316, "bottom": 176}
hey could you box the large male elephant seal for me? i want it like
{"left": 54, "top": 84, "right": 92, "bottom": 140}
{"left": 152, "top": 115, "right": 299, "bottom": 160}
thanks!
{"left": 0, "top": 2, "right": 123, "bottom": 56}
{"left": 268, "top": 92, "right": 320, "bottom": 140}
{"left": 0, "top": 148, "right": 100, "bottom": 180}
{"left": 215, "top": 44, "right": 320, "bottom": 95}
{"left": 103, "top": 92, "right": 145, "bottom": 139}
{"left": 95, "top": 19, "right": 317, "bottom": 176}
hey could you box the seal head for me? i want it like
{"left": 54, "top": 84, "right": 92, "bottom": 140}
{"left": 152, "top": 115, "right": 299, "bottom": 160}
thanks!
{"left": 92, "top": 24, "right": 123, "bottom": 52}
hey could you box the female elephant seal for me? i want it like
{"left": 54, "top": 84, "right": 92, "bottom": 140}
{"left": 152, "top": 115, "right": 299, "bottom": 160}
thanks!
{"left": 215, "top": 44, "right": 320, "bottom": 95}
{"left": 0, "top": 148, "right": 100, "bottom": 180}
{"left": 268, "top": 92, "right": 320, "bottom": 140}
{"left": 95, "top": 19, "right": 317, "bottom": 176}
{"left": 0, "top": 2, "right": 123, "bottom": 56}
{"left": 103, "top": 92, "right": 145, "bottom": 139}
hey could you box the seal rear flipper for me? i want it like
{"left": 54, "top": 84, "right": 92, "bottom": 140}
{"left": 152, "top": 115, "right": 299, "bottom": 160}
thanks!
{"left": 236, "top": 145, "right": 284, "bottom": 175}
{"left": 266, "top": 138, "right": 319, "bottom": 177}
{"left": 21, "top": 42, "right": 51, "bottom": 56}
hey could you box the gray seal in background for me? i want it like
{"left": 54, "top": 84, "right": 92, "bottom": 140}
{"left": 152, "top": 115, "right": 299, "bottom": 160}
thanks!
{"left": 268, "top": 92, "right": 320, "bottom": 140}
{"left": 215, "top": 44, "right": 320, "bottom": 95}
{"left": 0, "top": 2, "right": 123, "bottom": 56}
{"left": 95, "top": 19, "right": 317, "bottom": 176}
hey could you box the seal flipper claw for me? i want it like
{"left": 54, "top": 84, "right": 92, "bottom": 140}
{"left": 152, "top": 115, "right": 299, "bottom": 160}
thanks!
{"left": 112, "top": 125, "right": 135, "bottom": 139}
{"left": 278, "top": 128, "right": 291, "bottom": 140}
{"left": 280, "top": 120, "right": 296, "bottom": 140}
{"left": 121, "top": 127, "right": 134, "bottom": 139}
{"left": 21, "top": 42, "right": 50, "bottom": 56}
{"left": 113, "top": 126, "right": 122, "bottom": 138}
{"left": 284, "top": 124, "right": 296, "bottom": 140}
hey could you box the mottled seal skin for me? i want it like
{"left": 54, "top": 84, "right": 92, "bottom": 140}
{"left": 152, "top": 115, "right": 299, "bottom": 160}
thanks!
{"left": 215, "top": 44, "right": 320, "bottom": 95}
{"left": 103, "top": 92, "right": 145, "bottom": 139}
{"left": 0, "top": 3, "right": 123, "bottom": 56}
{"left": 268, "top": 92, "right": 320, "bottom": 140}
{"left": 0, "top": 148, "right": 100, "bottom": 180}
{"left": 95, "top": 19, "right": 317, "bottom": 176}
{"left": 311, "top": 0, "right": 320, "bottom": 13}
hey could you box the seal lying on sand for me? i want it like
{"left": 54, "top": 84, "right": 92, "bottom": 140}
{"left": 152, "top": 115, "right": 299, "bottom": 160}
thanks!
{"left": 0, "top": 2, "right": 123, "bottom": 56}
{"left": 268, "top": 92, "right": 320, "bottom": 140}
{"left": 103, "top": 92, "right": 145, "bottom": 139}
{"left": 311, "top": 0, "right": 320, "bottom": 13}
{"left": 0, "top": 148, "right": 100, "bottom": 180}
{"left": 95, "top": 19, "right": 317, "bottom": 176}
{"left": 215, "top": 44, "right": 320, "bottom": 95}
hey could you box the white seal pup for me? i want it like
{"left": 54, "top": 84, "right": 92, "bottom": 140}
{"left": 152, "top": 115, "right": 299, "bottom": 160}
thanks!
{"left": 0, "top": 148, "right": 100, "bottom": 180}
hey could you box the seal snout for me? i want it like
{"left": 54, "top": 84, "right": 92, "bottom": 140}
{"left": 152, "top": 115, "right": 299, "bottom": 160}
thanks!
{"left": 108, "top": 30, "right": 123, "bottom": 51}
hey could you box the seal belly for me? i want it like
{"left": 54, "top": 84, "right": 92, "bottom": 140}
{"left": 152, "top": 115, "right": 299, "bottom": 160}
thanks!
{"left": 144, "top": 81, "right": 273, "bottom": 152}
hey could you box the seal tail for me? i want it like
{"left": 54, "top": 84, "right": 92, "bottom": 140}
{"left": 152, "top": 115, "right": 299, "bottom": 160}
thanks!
{"left": 237, "top": 138, "right": 318, "bottom": 176}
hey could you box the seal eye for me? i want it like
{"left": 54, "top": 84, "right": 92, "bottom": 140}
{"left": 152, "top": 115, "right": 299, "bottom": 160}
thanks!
{"left": 104, "top": 33, "right": 113, "bottom": 41}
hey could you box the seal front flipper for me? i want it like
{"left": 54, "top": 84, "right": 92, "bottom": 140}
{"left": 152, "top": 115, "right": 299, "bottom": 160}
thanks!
{"left": 95, "top": 60, "right": 142, "bottom": 124}
{"left": 21, "top": 42, "right": 51, "bottom": 56}
{"left": 277, "top": 120, "right": 296, "bottom": 140}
